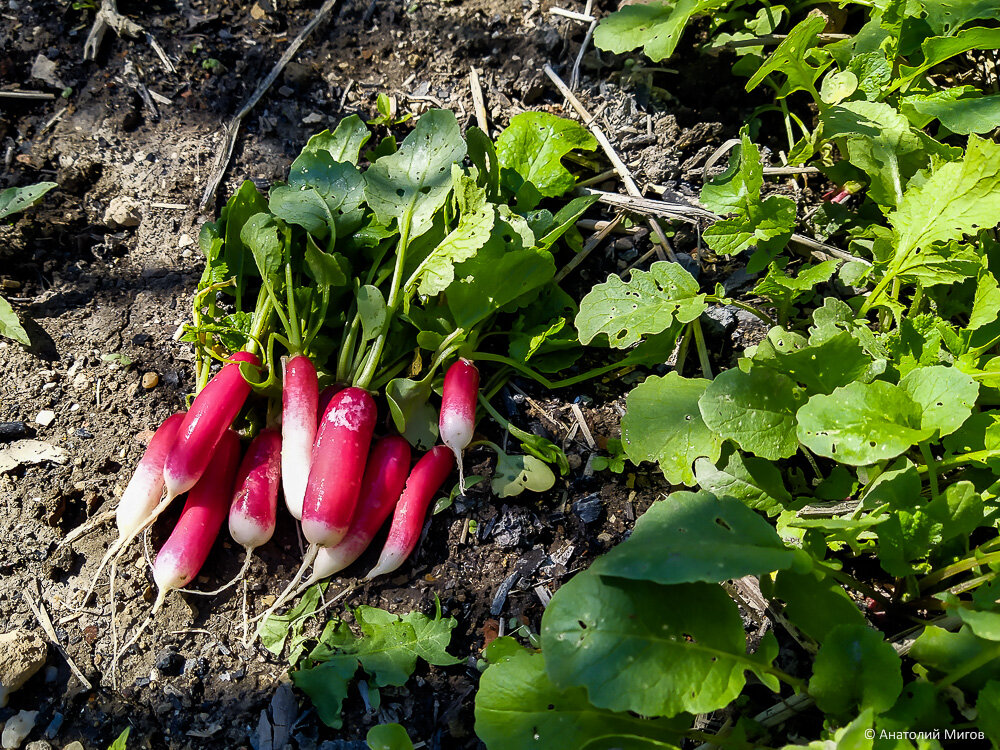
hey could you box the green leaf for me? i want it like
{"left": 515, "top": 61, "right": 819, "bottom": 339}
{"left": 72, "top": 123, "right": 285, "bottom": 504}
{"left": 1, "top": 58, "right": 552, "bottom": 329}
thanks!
{"left": 809, "top": 624, "right": 903, "bottom": 716}
{"left": 970, "top": 270, "right": 1000, "bottom": 329}
{"left": 703, "top": 195, "right": 796, "bottom": 257}
{"left": 910, "top": 92, "right": 1000, "bottom": 135}
{"left": 542, "top": 573, "right": 780, "bottom": 717}
{"left": 622, "top": 373, "right": 723, "bottom": 486}
{"left": 411, "top": 169, "right": 494, "bottom": 296}
{"left": 495, "top": 112, "right": 597, "bottom": 197}
{"left": 445, "top": 213, "right": 554, "bottom": 329}
{"left": 240, "top": 212, "right": 283, "bottom": 278}
{"left": 753, "top": 260, "right": 838, "bottom": 311}
{"left": 107, "top": 728, "right": 130, "bottom": 750}
{"left": 892, "top": 240, "right": 980, "bottom": 287}
{"left": 897, "top": 27, "right": 1000, "bottom": 91}
{"left": 978, "top": 680, "right": 1000, "bottom": 746}
{"left": 0, "top": 181, "right": 57, "bottom": 220}
{"left": 364, "top": 109, "right": 466, "bottom": 241}
{"left": 909, "top": 623, "right": 1000, "bottom": 691}
{"left": 744, "top": 12, "right": 830, "bottom": 98}
{"left": 0, "top": 295, "right": 30, "bottom": 346}
{"left": 291, "top": 655, "right": 359, "bottom": 729}
{"left": 957, "top": 607, "right": 1000, "bottom": 642}
{"left": 223, "top": 181, "right": 269, "bottom": 289}
{"left": 279, "top": 152, "right": 367, "bottom": 237}
{"left": 299, "top": 114, "right": 371, "bottom": 164}
{"left": 575, "top": 261, "right": 706, "bottom": 348}
{"left": 537, "top": 194, "right": 600, "bottom": 250}
{"left": 593, "top": 0, "right": 729, "bottom": 62}
{"left": 474, "top": 644, "right": 689, "bottom": 750}
{"left": 259, "top": 584, "right": 326, "bottom": 658}
{"left": 367, "top": 724, "right": 414, "bottom": 750}
{"left": 386, "top": 377, "right": 438, "bottom": 450}
{"left": 796, "top": 381, "right": 932, "bottom": 465}
{"left": 886, "top": 136, "right": 1000, "bottom": 286}
{"left": 466, "top": 125, "right": 500, "bottom": 200}
{"left": 491, "top": 449, "right": 556, "bottom": 497}
{"left": 357, "top": 285, "right": 387, "bottom": 342}
{"left": 898, "top": 365, "right": 978, "bottom": 437}
{"left": 769, "top": 569, "right": 866, "bottom": 643}
{"left": 694, "top": 452, "right": 792, "bottom": 517}
{"left": 304, "top": 237, "right": 349, "bottom": 287}
{"left": 920, "top": 0, "right": 1000, "bottom": 34}
{"left": 699, "top": 367, "right": 806, "bottom": 461}
{"left": 822, "top": 100, "right": 959, "bottom": 208}
{"left": 755, "top": 330, "right": 873, "bottom": 396}
{"left": 589, "top": 490, "right": 808, "bottom": 584}
{"left": 699, "top": 132, "right": 763, "bottom": 215}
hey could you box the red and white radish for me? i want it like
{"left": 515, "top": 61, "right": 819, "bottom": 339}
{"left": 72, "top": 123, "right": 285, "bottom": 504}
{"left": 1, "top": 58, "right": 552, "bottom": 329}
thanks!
{"left": 317, "top": 383, "right": 344, "bottom": 420}
{"left": 256, "top": 387, "right": 377, "bottom": 629}
{"left": 230, "top": 428, "right": 282, "bottom": 550}
{"left": 81, "top": 412, "right": 185, "bottom": 605}
{"left": 301, "top": 386, "right": 377, "bottom": 547}
{"left": 153, "top": 429, "right": 242, "bottom": 611}
{"left": 297, "top": 435, "right": 410, "bottom": 591}
{"left": 115, "top": 413, "right": 185, "bottom": 539}
{"left": 439, "top": 358, "right": 478, "bottom": 490}
{"left": 367, "top": 445, "right": 454, "bottom": 579}
{"left": 281, "top": 355, "right": 318, "bottom": 520}
{"left": 163, "top": 350, "right": 260, "bottom": 500}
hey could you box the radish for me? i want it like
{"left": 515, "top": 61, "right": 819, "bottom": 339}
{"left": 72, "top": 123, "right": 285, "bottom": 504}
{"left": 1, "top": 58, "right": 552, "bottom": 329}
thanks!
{"left": 256, "top": 387, "right": 377, "bottom": 630}
{"left": 317, "top": 383, "right": 344, "bottom": 420}
{"left": 230, "top": 427, "right": 282, "bottom": 550}
{"left": 164, "top": 351, "right": 260, "bottom": 501}
{"left": 367, "top": 445, "right": 454, "bottom": 579}
{"left": 115, "top": 413, "right": 185, "bottom": 539}
{"left": 281, "top": 355, "right": 318, "bottom": 520}
{"left": 153, "top": 429, "right": 242, "bottom": 611}
{"left": 296, "top": 435, "right": 410, "bottom": 591}
{"left": 80, "top": 412, "right": 185, "bottom": 605}
{"left": 301, "top": 386, "right": 378, "bottom": 547}
{"left": 439, "top": 358, "right": 479, "bottom": 491}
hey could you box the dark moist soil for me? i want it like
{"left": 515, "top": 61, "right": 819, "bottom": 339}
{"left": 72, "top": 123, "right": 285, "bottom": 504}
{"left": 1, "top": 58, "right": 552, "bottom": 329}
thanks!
{"left": 1, "top": 1, "right": 826, "bottom": 748}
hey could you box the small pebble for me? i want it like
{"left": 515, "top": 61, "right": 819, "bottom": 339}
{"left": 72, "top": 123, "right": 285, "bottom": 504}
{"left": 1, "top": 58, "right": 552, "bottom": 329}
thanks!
{"left": 0, "top": 422, "right": 28, "bottom": 442}
{"left": 1, "top": 710, "right": 38, "bottom": 749}
{"left": 141, "top": 372, "right": 159, "bottom": 390}
{"left": 34, "top": 411, "right": 55, "bottom": 427}
{"left": 614, "top": 237, "right": 633, "bottom": 252}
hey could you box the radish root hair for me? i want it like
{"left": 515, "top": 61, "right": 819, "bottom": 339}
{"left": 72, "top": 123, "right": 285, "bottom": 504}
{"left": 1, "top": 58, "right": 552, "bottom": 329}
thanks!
{"left": 250, "top": 544, "right": 318, "bottom": 637}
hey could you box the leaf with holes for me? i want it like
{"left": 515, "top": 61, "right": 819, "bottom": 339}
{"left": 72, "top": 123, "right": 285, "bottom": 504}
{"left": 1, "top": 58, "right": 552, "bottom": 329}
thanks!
{"left": 694, "top": 452, "right": 792, "bottom": 517}
{"left": 474, "top": 640, "right": 690, "bottom": 750}
{"left": 796, "top": 381, "right": 933, "bottom": 465}
{"left": 754, "top": 330, "right": 874, "bottom": 396}
{"left": 575, "top": 261, "right": 706, "bottom": 348}
{"left": 0, "top": 181, "right": 57, "bottom": 221}
{"left": 898, "top": 365, "right": 978, "bottom": 438}
{"left": 495, "top": 112, "right": 597, "bottom": 197}
{"left": 698, "top": 367, "right": 806, "bottom": 460}
{"left": 621, "top": 373, "right": 723, "bottom": 486}
{"left": 541, "top": 572, "right": 781, "bottom": 717}
{"left": 589, "top": 490, "right": 810, "bottom": 584}
{"left": 364, "top": 109, "right": 466, "bottom": 241}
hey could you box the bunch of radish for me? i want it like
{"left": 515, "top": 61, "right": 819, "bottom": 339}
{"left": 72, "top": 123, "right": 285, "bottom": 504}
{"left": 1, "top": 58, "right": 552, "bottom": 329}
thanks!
{"left": 91, "top": 349, "right": 479, "bottom": 638}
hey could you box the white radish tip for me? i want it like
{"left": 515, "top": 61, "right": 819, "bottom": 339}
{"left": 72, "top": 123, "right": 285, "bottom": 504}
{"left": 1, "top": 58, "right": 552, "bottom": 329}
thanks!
{"left": 366, "top": 550, "right": 403, "bottom": 580}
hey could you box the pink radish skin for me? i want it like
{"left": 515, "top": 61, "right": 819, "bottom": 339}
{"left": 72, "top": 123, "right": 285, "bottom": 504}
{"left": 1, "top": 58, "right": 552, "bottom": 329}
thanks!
{"left": 303, "top": 436, "right": 411, "bottom": 587}
{"left": 301, "top": 387, "right": 377, "bottom": 547}
{"left": 439, "top": 358, "right": 479, "bottom": 489}
{"left": 116, "top": 413, "right": 184, "bottom": 539}
{"left": 281, "top": 355, "right": 318, "bottom": 520}
{"left": 153, "top": 429, "right": 241, "bottom": 609}
{"left": 163, "top": 350, "right": 259, "bottom": 500}
{"left": 230, "top": 428, "right": 282, "bottom": 549}
{"left": 317, "top": 384, "right": 345, "bottom": 420}
{"left": 367, "top": 445, "right": 454, "bottom": 579}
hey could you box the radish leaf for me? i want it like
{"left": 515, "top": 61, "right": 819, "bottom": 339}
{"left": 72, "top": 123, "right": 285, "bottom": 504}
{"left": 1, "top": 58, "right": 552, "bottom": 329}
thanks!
{"left": 809, "top": 625, "right": 903, "bottom": 716}
{"left": 589, "top": 491, "right": 808, "bottom": 584}
{"left": 0, "top": 181, "right": 57, "bottom": 220}
{"left": 622, "top": 372, "right": 721, "bottom": 486}
{"left": 495, "top": 112, "right": 597, "bottom": 198}
{"left": 0, "top": 296, "right": 29, "bottom": 346}
{"left": 593, "top": 0, "right": 729, "bottom": 63}
{"left": 541, "top": 573, "right": 781, "bottom": 716}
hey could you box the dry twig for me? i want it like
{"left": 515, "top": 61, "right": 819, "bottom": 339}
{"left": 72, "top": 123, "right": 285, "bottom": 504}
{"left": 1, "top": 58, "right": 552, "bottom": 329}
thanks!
{"left": 22, "top": 580, "right": 93, "bottom": 692}
{"left": 543, "top": 64, "right": 677, "bottom": 262}
{"left": 469, "top": 67, "right": 489, "bottom": 134}
{"left": 84, "top": 0, "right": 175, "bottom": 73}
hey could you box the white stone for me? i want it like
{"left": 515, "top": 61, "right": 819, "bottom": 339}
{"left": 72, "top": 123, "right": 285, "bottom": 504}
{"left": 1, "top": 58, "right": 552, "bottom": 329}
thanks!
{"left": 34, "top": 411, "right": 55, "bottom": 427}
{"left": 0, "top": 631, "right": 46, "bottom": 708}
{"left": 1, "top": 710, "right": 38, "bottom": 748}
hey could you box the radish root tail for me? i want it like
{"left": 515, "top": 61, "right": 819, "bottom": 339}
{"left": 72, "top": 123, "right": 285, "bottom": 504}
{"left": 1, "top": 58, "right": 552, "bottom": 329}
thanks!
{"left": 251, "top": 544, "right": 318, "bottom": 638}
